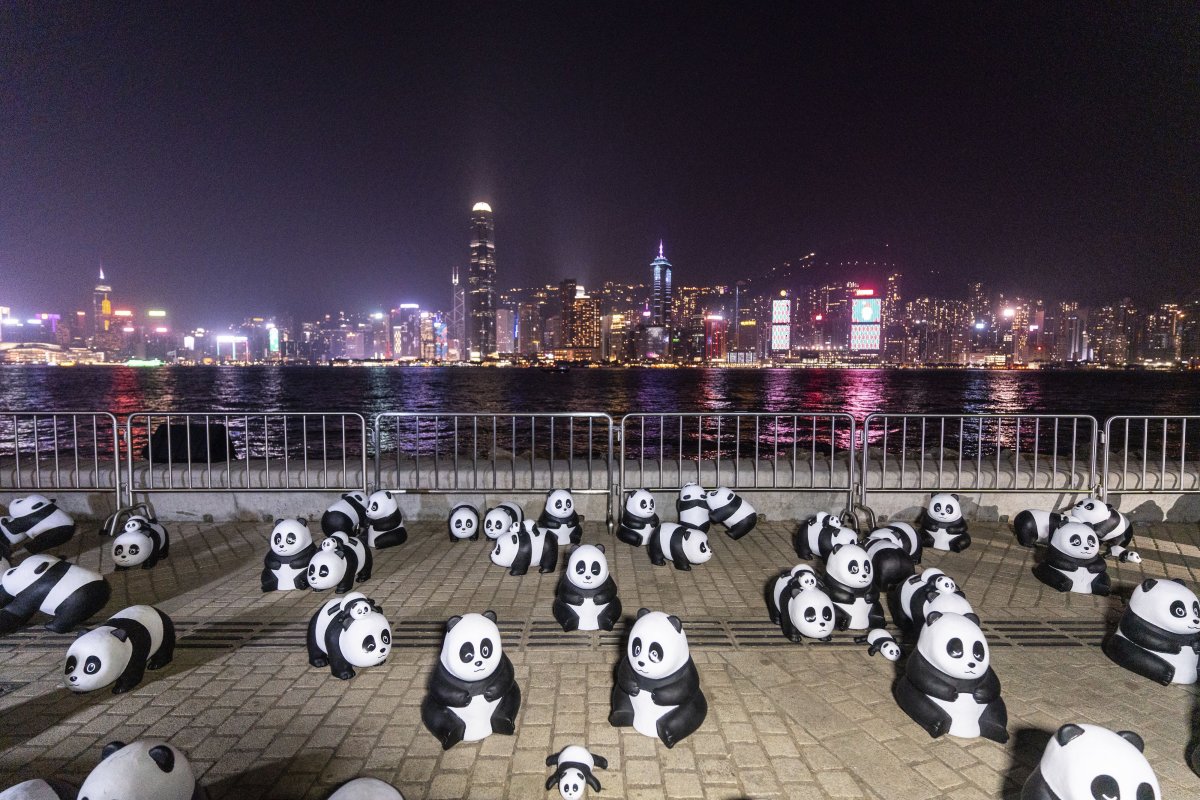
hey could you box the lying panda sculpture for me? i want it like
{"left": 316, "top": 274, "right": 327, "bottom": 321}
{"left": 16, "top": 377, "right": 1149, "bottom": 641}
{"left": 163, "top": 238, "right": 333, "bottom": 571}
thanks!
{"left": 321, "top": 491, "right": 369, "bottom": 536}
{"left": 676, "top": 483, "right": 711, "bottom": 532}
{"left": 65, "top": 604, "right": 175, "bottom": 694}
{"left": 0, "top": 495, "right": 75, "bottom": 556}
{"left": 705, "top": 487, "right": 757, "bottom": 540}
{"left": 546, "top": 745, "right": 608, "bottom": 799}
{"left": 0, "top": 555, "right": 110, "bottom": 635}
{"left": 1069, "top": 496, "right": 1139, "bottom": 563}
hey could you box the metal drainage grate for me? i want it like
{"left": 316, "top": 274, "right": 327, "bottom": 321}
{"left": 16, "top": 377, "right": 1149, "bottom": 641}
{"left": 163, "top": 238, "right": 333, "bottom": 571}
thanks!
{"left": 0, "top": 681, "right": 28, "bottom": 697}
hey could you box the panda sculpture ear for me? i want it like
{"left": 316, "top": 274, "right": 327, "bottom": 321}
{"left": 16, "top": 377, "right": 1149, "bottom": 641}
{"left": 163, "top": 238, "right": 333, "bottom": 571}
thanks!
{"left": 1172, "top": 578, "right": 1186, "bottom": 586}
{"left": 385, "top": 491, "right": 393, "bottom": 499}
{"left": 1054, "top": 724, "right": 1086, "bottom": 746}
{"left": 637, "top": 608, "right": 651, "bottom": 619}
{"left": 830, "top": 543, "right": 844, "bottom": 554}
{"left": 964, "top": 613, "right": 981, "bottom": 626}
{"left": 148, "top": 744, "right": 175, "bottom": 773}
{"left": 951, "top": 493, "right": 959, "bottom": 500}
{"left": 300, "top": 517, "right": 309, "bottom": 526}
{"left": 483, "top": 610, "right": 497, "bottom": 622}
{"left": 681, "top": 529, "right": 692, "bottom": 540}
{"left": 100, "top": 741, "right": 126, "bottom": 760}
{"left": 445, "top": 615, "right": 462, "bottom": 631}
{"left": 595, "top": 543, "right": 605, "bottom": 553}
{"left": 109, "top": 628, "right": 129, "bottom": 642}
{"left": 667, "top": 615, "right": 683, "bottom": 633}
{"left": 1141, "top": 578, "right": 1158, "bottom": 592}
{"left": 275, "top": 519, "right": 284, "bottom": 526}
{"left": 925, "top": 611, "right": 943, "bottom": 626}
{"left": 1116, "top": 731, "right": 1145, "bottom": 752}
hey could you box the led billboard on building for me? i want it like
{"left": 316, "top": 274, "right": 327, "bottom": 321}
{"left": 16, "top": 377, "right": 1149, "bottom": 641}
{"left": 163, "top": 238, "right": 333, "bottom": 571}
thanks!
{"left": 771, "top": 299, "right": 791, "bottom": 324}
{"left": 850, "top": 324, "right": 881, "bottom": 351}
{"left": 852, "top": 298, "right": 881, "bottom": 324}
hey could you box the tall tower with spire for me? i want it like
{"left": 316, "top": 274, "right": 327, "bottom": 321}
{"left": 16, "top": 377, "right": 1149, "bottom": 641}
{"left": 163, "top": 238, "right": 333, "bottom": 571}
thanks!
{"left": 450, "top": 265, "right": 466, "bottom": 361}
{"left": 650, "top": 241, "right": 673, "bottom": 328}
{"left": 92, "top": 264, "right": 113, "bottom": 343}
{"left": 466, "top": 202, "right": 497, "bottom": 360}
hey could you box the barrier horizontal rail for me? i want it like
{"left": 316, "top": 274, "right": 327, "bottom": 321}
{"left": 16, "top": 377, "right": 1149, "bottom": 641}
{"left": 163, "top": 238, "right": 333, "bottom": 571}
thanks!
{"left": 0, "top": 411, "right": 122, "bottom": 509}
{"left": 1102, "top": 416, "right": 1200, "bottom": 497}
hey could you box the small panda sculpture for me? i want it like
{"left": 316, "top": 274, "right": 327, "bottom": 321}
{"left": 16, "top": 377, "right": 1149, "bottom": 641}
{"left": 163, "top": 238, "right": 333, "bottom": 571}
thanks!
{"left": 1020, "top": 723, "right": 1160, "bottom": 800}
{"left": 483, "top": 502, "right": 524, "bottom": 539}
{"left": 764, "top": 564, "right": 821, "bottom": 627}
{"left": 490, "top": 520, "right": 559, "bottom": 576}
{"left": 321, "top": 491, "right": 369, "bottom": 536}
{"left": 76, "top": 740, "right": 204, "bottom": 800}
{"left": 616, "top": 489, "right": 660, "bottom": 547}
{"left": 363, "top": 489, "right": 407, "bottom": 549}
{"left": 1070, "top": 496, "right": 1140, "bottom": 563}
{"left": 794, "top": 512, "right": 857, "bottom": 561}
{"left": 308, "top": 531, "right": 372, "bottom": 593}
{"left": 705, "top": 487, "right": 757, "bottom": 540}
{"left": 1032, "top": 522, "right": 1111, "bottom": 595}
{"left": 447, "top": 504, "right": 481, "bottom": 542}
{"left": 676, "top": 483, "right": 711, "bottom": 532}
{"left": 781, "top": 585, "right": 836, "bottom": 643}
{"left": 1012, "top": 507, "right": 1072, "bottom": 548}
{"left": 863, "top": 528, "right": 916, "bottom": 591}
{"left": 0, "top": 780, "right": 76, "bottom": 800}
{"left": 306, "top": 592, "right": 392, "bottom": 680}
{"left": 0, "top": 555, "right": 110, "bottom": 635}
{"left": 894, "top": 611, "right": 1007, "bottom": 742}
{"left": 1103, "top": 577, "right": 1200, "bottom": 685}
{"left": 861, "top": 628, "right": 902, "bottom": 661}
{"left": 261, "top": 518, "right": 317, "bottom": 592}
{"left": 891, "top": 569, "right": 974, "bottom": 633}
{"left": 647, "top": 522, "right": 712, "bottom": 571}
{"left": 553, "top": 544, "right": 622, "bottom": 632}
{"left": 422, "top": 611, "right": 521, "bottom": 749}
{"left": 111, "top": 515, "right": 169, "bottom": 570}
{"left": 537, "top": 489, "right": 583, "bottom": 546}
{"left": 546, "top": 746, "right": 608, "bottom": 799}
{"left": 609, "top": 608, "right": 707, "bottom": 747}
{"left": 917, "top": 493, "right": 969, "bottom": 552}
{"left": 823, "top": 543, "right": 885, "bottom": 631}
{"left": 65, "top": 604, "right": 175, "bottom": 694}
{"left": 0, "top": 495, "right": 75, "bottom": 556}
{"left": 326, "top": 778, "right": 405, "bottom": 800}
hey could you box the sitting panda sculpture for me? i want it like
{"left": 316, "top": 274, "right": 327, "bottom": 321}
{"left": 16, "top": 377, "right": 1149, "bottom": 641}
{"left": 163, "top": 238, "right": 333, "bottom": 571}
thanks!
{"left": 794, "top": 512, "right": 857, "bottom": 561}
{"left": 891, "top": 569, "right": 974, "bottom": 633}
{"left": 483, "top": 502, "right": 523, "bottom": 539}
{"left": 647, "top": 522, "right": 712, "bottom": 571}
{"left": 917, "top": 493, "right": 970, "bottom": 552}
{"left": 306, "top": 592, "right": 392, "bottom": 680}
{"left": 537, "top": 489, "right": 583, "bottom": 546}
{"left": 616, "top": 489, "right": 659, "bottom": 547}
{"left": 1032, "top": 522, "right": 1111, "bottom": 595}
{"left": 764, "top": 564, "right": 821, "bottom": 627}
{"left": 705, "top": 487, "right": 757, "bottom": 540}
{"left": 0, "top": 555, "right": 110, "bottom": 634}
{"left": 1020, "top": 723, "right": 1160, "bottom": 800}
{"left": 363, "top": 490, "right": 407, "bottom": 549}
{"left": 326, "top": 778, "right": 405, "bottom": 800}
{"left": 422, "top": 611, "right": 522, "bottom": 749}
{"left": 261, "top": 518, "right": 317, "bottom": 592}
{"left": 0, "top": 495, "right": 75, "bottom": 556}
{"left": 490, "top": 520, "right": 559, "bottom": 576}
{"left": 609, "top": 608, "right": 707, "bottom": 748}
{"left": 0, "top": 780, "right": 76, "bottom": 799}
{"left": 111, "top": 515, "right": 169, "bottom": 570}
{"left": 546, "top": 746, "right": 608, "bottom": 799}
{"left": 321, "top": 491, "right": 369, "bottom": 536}
{"left": 447, "top": 504, "right": 481, "bottom": 542}
{"left": 894, "top": 611, "right": 1008, "bottom": 742}
{"left": 676, "top": 483, "right": 711, "bottom": 532}
{"left": 308, "top": 531, "right": 372, "bottom": 593}
{"left": 76, "top": 740, "right": 205, "bottom": 800}
{"left": 1103, "top": 578, "right": 1200, "bottom": 685}
{"left": 823, "top": 543, "right": 885, "bottom": 631}
{"left": 1069, "top": 496, "right": 1140, "bottom": 563}
{"left": 65, "top": 604, "right": 175, "bottom": 694}
{"left": 553, "top": 544, "right": 622, "bottom": 632}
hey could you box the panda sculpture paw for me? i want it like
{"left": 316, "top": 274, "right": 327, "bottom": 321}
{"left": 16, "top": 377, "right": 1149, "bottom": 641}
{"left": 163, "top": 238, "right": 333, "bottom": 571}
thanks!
{"left": 332, "top": 667, "right": 356, "bottom": 681}
{"left": 309, "top": 656, "right": 329, "bottom": 669}
{"left": 947, "top": 534, "right": 972, "bottom": 553}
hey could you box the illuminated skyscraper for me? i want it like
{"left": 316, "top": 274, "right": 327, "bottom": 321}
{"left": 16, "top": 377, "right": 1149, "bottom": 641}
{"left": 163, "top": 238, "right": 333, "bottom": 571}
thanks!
{"left": 92, "top": 265, "right": 112, "bottom": 339}
{"left": 651, "top": 242, "right": 672, "bottom": 328}
{"left": 466, "top": 202, "right": 497, "bottom": 360}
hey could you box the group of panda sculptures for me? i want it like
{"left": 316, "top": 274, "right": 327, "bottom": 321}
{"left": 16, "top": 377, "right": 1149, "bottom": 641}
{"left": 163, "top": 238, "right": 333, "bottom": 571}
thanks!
{"left": 616, "top": 484, "right": 758, "bottom": 571}
{"left": 1015, "top": 496, "right": 1139, "bottom": 596}
{"left": 439, "top": 490, "right": 583, "bottom": 575}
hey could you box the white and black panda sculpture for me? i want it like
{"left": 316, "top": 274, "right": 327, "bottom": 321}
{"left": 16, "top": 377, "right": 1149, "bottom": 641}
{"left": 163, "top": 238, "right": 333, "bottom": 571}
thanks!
{"left": 308, "top": 531, "right": 372, "bottom": 593}
{"left": 609, "top": 608, "right": 707, "bottom": 748}
{"left": 483, "top": 502, "right": 524, "bottom": 539}
{"left": 65, "top": 604, "right": 175, "bottom": 694}
{"left": 780, "top": 585, "right": 836, "bottom": 644}
{"left": 261, "top": 518, "right": 317, "bottom": 592}
{"left": 1012, "top": 507, "right": 1072, "bottom": 548}
{"left": 861, "top": 628, "right": 902, "bottom": 661}
{"left": 765, "top": 564, "right": 821, "bottom": 627}
{"left": 447, "top": 504, "right": 481, "bottom": 542}
{"left": 676, "top": 483, "right": 711, "bottom": 532}
{"left": 1020, "top": 723, "right": 1160, "bottom": 800}
{"left": 490, "top": 520, "right": 558, "bottom": 576}
{"left": 1032, "top": 522, "right": 1111, "bottom": 595}
{"left": 537, "top": 489, "right": 583, "bottom": 546}
{"left": 863, "top": 527, "right": 916, "bottom": 591}
{"left": 1070, "top": 496, "right": 1140, "bottom": 563}
{"left": 111, "top": 515, "right": 169, "bottom": 570}
{"left": 421, "top": 611, "right": 521, "bottom": 749}
{"left": 823, "top": 543, "right": 885, "bottom": 631}
{"left": 553, "top": 544, "right": 622, "bottom": 632}
{"left": 0, "top": 555, "right": 110, "bottom": 635}
{"left": 363, "top": 489, "right": 407, "bottom": 549}
{"left": 76, "top": 740, "right": 205, "bottom": 800}
{"left": 325, "top": 778, "right": 405, "bottom": 800}
{"left": 306, "top": 591, "right": 392, "bottom": 680}
{"left": 1103, "top": 578, "right": 1200, "bottom": 685}
{"left": 647, "top": 522, "right": 712, "bottom": 571}
{"left": 546, "top": 746, "right": 608, "bottom": 799}
{"left": 891, "top": 569, "right": 974, "bottom": 633}
{"left": 0, "top": 780, "right": 76, "bottom": 799}
{"left": 321, "top": 491, "right": 369, "bottom": 536}
{"left": 705, "top": 487, "right": 757, "bottom": 540}
{"left": 0, "top": 495, "right": 75, "bottom": 556}
{"left": 794, "top": 512, "right": 857, "bottom": 561}
{"left": 917, "top": 493, "right": 970, "bottom": 552}
{"left": 616, "top": 489, "right": 659, "bottom": 547}
{"left": 894, "top": 611, "right": 1008, "bottom": 742}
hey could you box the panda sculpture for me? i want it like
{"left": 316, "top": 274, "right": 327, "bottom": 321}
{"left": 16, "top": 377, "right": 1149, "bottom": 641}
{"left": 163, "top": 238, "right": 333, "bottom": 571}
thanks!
{"left": 0, "top": 555, "right": 110, "bottom": 634}
{"left": 794, "top": 512, "right": 857, "bottom": 561}
{"left": 1020, "top": 723, "right": 1160, "bottom": 800}
{"left": 894, "top": 611, "right": 1007, "bottom": 742}
{"left": 1032, "top": 522, "right": 1111, "bottom": 595}
{"left": 447, "top": 504, "right": 481, "bottom": 542}
{"left": 537, "top": 489, "right": 583, "bottom": 546}
{"left": 65, "top": 604, "right": 175, "bottom": 694}
{"left": 421, "top": 611, "right": 521, "bottom": 749}
{"left": 764, "top": 564, "right": 821, "bottom": 627}
{"left": 0, "top": 780, "right": 76, "bottom": 800}
{"left": 308, "top": 531, "right": 372, "bottom": 593}
{"left": 546, "top": 746, "right": 608, "bottom": 799}
{"left": 1070, "top": 496, "right": 1140, "bottom": 563}
{"left": 1103, "top": 578, "right": 1200, "bottom": 685}
{"left": 609, "top": 608, "right": 707, "bottom": 748}
{"left": 676, "top": 483, "right": 711, "bottom": 532}
{"left": 891, "top": 569, "right": 974, "bottom": 633}
{"left": 363, "top": 489, "right": 407, "bottom": 549}
{"left": 616, "top": 489, "right": 660, "bottom": 547}
{"left": 321, "top": 491, "right": 369, "bottom": 536}
{"left": 647, "top": 522, "right": 712, "bottom": 571}
{"left": 1012, "top": 507, "right": 1072, "bottom": 548}
{"left": 261, "top": 518, "right": 317, "bottom": 592}
{"left": 111, "top": 515, "right": 169, "bottom": 570}
{"left": 823, "top": 543, "right": 885, "bottom": 631}
{"left": 861, "top": 628, "right": 902, "bottom": 661}
{"left": 780, "top": 585, "right": 836, "bottom": 643}
{"left": 863, "top": 528, "right": 916, "bottom": 591}
{"left": 553, "top": 544, "right": 622, "bottom": 632}
{"left": 483, "top": 502, "right": 524, "bottom": 539}
{"left": 490, "top": 520, "right": 559, "bottom": 576}
{"left": 917, "top": 493, "right": 970, "bottom": 552}
{"left": 0, "top": 495, "right": 75, "bottom": 555}
{"left": 326, "top": 778, "right": 405, "bottom": 800}
{"left": 705, "top": 487, "right": 757, "bottom": 540}
{"left": 76, "top": 740, "right": 205, "bottom": 800}
{"left": 306, "top": 592, "right": 391, "bottom": 680}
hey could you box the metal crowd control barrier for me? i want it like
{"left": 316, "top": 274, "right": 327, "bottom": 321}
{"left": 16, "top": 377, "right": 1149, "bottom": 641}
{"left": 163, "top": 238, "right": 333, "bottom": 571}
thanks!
{"left": 1102, "top": 416, "right": 1200, "bottom": 499}
{"left": 859, "top": 413, "right": 1099, "bottom": 508}
{"left": 0, "top": 411, "right": 122, "bottom": 508}
{"left": 372, "top": 412, "right": 615, "bottom": 527}
{"left": 618, "top": 412, "right": 858, "bottom": 513}
{"left": 125, "top": 412, "right": 368, "bottom": 504}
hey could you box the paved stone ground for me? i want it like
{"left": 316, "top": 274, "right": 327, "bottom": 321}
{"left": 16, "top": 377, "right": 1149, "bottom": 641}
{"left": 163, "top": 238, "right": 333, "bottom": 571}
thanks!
{"left": 1, "top": 514, "right": 1199, "bottom": 798}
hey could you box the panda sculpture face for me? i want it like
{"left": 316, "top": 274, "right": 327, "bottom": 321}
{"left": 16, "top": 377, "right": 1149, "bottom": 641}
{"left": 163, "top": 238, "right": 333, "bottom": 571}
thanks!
{"left": 705, "top": 487, "right": 736, "bottom": 509}
{"left": 546, "top": 489, "right": 575, "bottom": 518}
{"left": 448, "top": 505, "right": 479, "bottom": 539}
{"left": 1052, "top": 522, "right": 1101, "bottom": 559}
{"left": 679, "top": 483, "right": 705, "bottom": 503}
{"left": 339, "top": 599, "right": 392, "bottom": 669}
{"left": 790, "top": 564, "right": 819, "bottom": 591}
{"left": 627, "top": 609, "right": 689, "bottom": 680}
{"left": 270, "top": 518, "right": 312, "bottom": 557}
{"left": 440, "top": 612, "right": 502, "bottom": 681}
{"left": 1129, "top": 579, "right": 1200, "bottom": 636}
{"left": 490, "top": 529, "right": 522, "bottom": 568}
{"left": 112, "top": 522, "right": 154, "bottom": 568}
{"left": 484, "top": 506, "right": 516, "bottom": 538}
{"left": 567, "top": 544, "right": 609, "bottom": 589}
{"left": 918, "top": 612, "right": 989, "bottom": 680}
{"left": 1036, "top": 723, "right": 1160, "bottom": 800}
{"left": 367, "top": 490, "right": 399, "bottom": 521}
{"left": 625, "top": 489, "right": 655, "bottom": 518}
{"left": 791, "top": 587, "right": 835, "bottom": 639}
{"left": 679, "top": 528, "right": 713, "bottom": 564}
{"left": 307, "top": 540, "right": 347, "bottom": 590}
{"left": 930, "top": 575, "right": 958, "bottom": 595}
{"left": 1070, "top": 497, "right": 1110, "bottom": 526}
{"left": 558, "top": 766, "right": 587, "bottom": 800}
{"left": 78, "top": 740, "right": 196, "bottom": 800}
{"left": 826, "top": 543, "right": 873, "bottom": 589}
{"left": 926, "top": 493, "right": 961, "bottom": 523}
{"left": 64, "top": 628, "right": 129, "bottom": 692}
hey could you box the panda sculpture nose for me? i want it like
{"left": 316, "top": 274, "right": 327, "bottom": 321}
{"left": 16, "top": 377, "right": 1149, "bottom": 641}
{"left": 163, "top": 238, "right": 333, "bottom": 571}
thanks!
{"left": 637, "top": 660, "right": 645, "bottom": 667}
{"left": 967, "top": 662, "right": 975, "bottom": 668}
{"left": 69, "top": 676, "right": 77, "bottom": 682}
{"left": 475, "top": 660, "right": 482, "bottom": 666}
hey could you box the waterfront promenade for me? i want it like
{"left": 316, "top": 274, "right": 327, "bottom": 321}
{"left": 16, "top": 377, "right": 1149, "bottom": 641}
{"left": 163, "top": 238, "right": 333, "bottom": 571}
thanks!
{"left": 0, "top": 518, "right": 1197, "bottom": 798}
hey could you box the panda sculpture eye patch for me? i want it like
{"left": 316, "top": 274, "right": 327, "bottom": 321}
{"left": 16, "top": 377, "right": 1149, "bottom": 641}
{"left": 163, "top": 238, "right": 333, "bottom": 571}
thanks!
{"left": 460, "top": 643, "right": 474, "bottom": 662}
{"left": 363, "top": 635, "right": 376, "bottom": 652}
{"left": 947, "top": 638, "right": 963, "bottom": 658}
{"left": 632, "top": 638, "right": 642, "bottom": 657}
{"left": 85, "top": 656, "right": 101, "bottom": 674}
{"left": 65, "top": 656, "right": 76, "bottom": 674}
{"left": 1171, "top": 602, "right": 1186, "bottom": 617}
{"left": 804, "top": 608, "right": 817, "bottom": 622}
{"left": 480, "top": 638, "right": 492, "bottom": 658}
{"left": 591, "top": 563, "right": 601, "bottom": 575}
{"left": 972, "top": 641, "right": 985, "bottom": 660}
{"left": 648, "top": 643, "right": 663, "bottom": 663}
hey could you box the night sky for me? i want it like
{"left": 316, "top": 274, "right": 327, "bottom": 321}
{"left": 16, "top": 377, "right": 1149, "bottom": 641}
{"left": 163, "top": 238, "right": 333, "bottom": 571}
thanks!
{"left": 4, "top": 4, "right": 1198, "bottom": 326}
